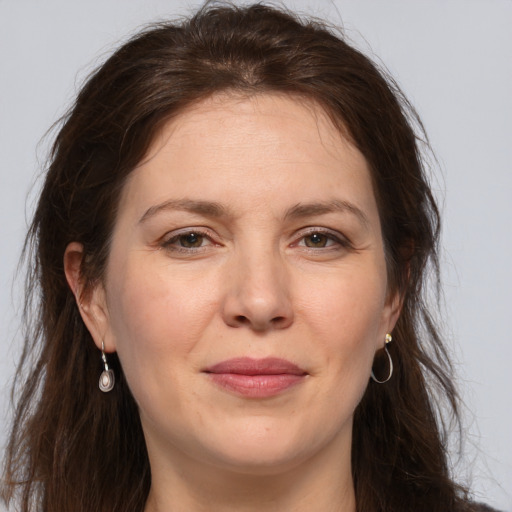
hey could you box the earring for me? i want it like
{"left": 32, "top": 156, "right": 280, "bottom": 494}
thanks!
{"left": 99, "top": 341, "right": 115, "bottom": 392}
{"left": 370, "top": 333, "right": 393, "bottom": 384}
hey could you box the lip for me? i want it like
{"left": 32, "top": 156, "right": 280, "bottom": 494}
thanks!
{"left": 203, "top": 357, "right": 308, "bottom": 398}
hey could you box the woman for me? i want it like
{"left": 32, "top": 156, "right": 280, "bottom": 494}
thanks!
{"left": 0, "top": 3, "right": 500, "bottom": 512}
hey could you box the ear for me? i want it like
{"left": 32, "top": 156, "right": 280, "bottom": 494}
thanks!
{"left": 63, "top": 242, "right": 116, "bottom": 352}
{"left": 379, "top": 288, "right": 403, "bottom": 349}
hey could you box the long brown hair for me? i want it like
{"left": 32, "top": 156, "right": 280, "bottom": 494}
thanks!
{"left": 2, "top": 3, "right": 473, "bottom": 511}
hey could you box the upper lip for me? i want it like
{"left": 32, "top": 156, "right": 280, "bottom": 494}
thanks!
{"left": 204, "top": 357, "right": 307, "bottom": 376}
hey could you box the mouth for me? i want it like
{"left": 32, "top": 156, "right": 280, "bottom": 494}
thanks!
{"left": 203, "top": 357, "right": 308, "bottom": 398}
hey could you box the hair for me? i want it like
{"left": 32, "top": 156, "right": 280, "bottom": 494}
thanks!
{"left": 2, "top": 3, "right": 476, "bottom": 512}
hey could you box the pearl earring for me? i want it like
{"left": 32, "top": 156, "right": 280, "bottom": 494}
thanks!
{"left": 98, "top": 341, "right": 115, "bottom": 392}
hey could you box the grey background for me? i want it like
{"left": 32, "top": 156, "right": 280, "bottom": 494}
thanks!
{"left": 0, "top": 1, "right": 510, "bottom": 510}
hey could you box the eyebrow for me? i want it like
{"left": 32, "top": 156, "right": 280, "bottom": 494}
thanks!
{"left": 139, "top": 199, "right": 229, "bottom": 224}
{"left": 139, "top": 197, "right": 370, "bottom": 229}
{"left": 284, "top": 200, "right": 370, "bottom": 229}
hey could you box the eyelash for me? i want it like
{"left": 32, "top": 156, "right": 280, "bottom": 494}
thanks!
{"left": 160, "top": 227, "right": 351, "bottom": 254}
{"left": 292, "top": 228, "right": 351, "bottom": 251}
{"left": 161, "top": 228, "right": 216, "bottom": 253}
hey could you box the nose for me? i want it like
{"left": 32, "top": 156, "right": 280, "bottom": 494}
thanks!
{"left": 221, "top": 249, "right": 294, "bottom": 332}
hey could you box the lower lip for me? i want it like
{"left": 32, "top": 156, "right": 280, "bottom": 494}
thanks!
{"left": 207, "top": 373, "right": 305, "bottom": 398}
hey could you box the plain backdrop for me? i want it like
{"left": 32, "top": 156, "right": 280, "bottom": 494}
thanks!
{"left": 0, "top": 1, "right": 510, "bottom": 510}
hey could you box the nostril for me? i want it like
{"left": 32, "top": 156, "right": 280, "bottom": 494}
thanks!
{"left": 225, "top": 307, "right": 294, "bottom": 331}
{"left": 233, "top": 314, "right": 287, "bottom": 329}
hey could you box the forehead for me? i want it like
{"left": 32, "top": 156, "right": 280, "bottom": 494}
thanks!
{"left": 119, "top": 92, "right": 377, "bottom": 222}
{"left": 144, "top": 92, "right": 355, "bottom": 162}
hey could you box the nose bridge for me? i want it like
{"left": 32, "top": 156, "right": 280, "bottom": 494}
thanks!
{"left": 242, "top": 246, "right": 284, "bottom": 304}
{"left": 222, "top": 239, "right": 293, "bottom": 330}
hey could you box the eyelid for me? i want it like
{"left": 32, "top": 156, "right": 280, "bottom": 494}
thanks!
{"left": 161, "top": 227, "right": 218, "bottom": 250}
{"left": 291, "top": 227, "right": 351, "bottom": 248}
{"left": 159, "top": 225, "right": 350, "bottom": 253}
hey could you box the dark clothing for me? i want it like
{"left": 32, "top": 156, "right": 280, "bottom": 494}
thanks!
{"left": 472, "top": 503, "right": 503, "bottom": 512}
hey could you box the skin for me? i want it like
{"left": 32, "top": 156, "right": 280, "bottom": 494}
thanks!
{"left": 65, "top": 93, "right": 400, "bottom": 512}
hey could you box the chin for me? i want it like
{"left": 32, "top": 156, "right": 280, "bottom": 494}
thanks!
{"left": 206, "top": 445, "right": 310, "bottom": 476}
{"left": 193, "top": 416, "right": 337, "bottom": 476}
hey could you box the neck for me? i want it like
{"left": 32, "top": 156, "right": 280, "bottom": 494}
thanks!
{"left": 143, "top": 436, "right": 356, "bottom": 512}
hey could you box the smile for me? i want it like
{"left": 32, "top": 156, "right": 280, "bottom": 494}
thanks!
{"left": 203, "top": 357, "right": 308, "bottom": 398}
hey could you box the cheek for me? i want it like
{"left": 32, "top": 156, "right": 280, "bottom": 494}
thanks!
{"left": 104, "top": 257, "right": 218, "bottom": 392}
{"left": 295, "top": 262, "right": 388, "bottom": 388}
{"left": 298, "top": 263, "right": 387, "bottom": 341}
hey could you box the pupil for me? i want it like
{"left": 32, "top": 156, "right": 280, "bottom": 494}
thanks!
{"left": 306, "top": 233, "right": 326, "bottom": 247}
{"left": 181, "top": 233, "right": 202, "bottom": 247}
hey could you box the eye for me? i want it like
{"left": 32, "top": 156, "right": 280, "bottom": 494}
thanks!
{"left": 161, "top": 229, "right": 214, "bottom": 251}
{"left": 293, "top": 228, "right": 350, "bottom": 251}
{"left": 176, "top": 232, "right": 206, "bottom": 248}
{"left": 302, "top": 233, "right": 332, "bottom": 248}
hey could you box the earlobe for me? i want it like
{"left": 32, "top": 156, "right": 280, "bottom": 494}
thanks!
{"left": 63, "top": 242, "right": 115, "bottom": 352}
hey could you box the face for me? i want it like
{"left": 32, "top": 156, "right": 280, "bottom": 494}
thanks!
{"left": 82, "top": 94, "right": 399, "bottom": 476}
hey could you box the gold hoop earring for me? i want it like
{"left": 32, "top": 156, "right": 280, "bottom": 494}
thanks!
{"left": 99, "top": 341, "right": 115, "bottom": 392}
{"left": 371, "top": 334, "right": 393, "bottom": 384}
